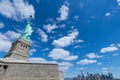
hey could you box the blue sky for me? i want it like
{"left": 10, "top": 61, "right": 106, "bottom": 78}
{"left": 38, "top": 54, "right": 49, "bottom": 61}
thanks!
{"left": 0, "top": 0, "right": 120, "bottom": 78}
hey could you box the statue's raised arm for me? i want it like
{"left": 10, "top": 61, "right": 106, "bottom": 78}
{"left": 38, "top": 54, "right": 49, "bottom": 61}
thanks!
{"left": 20, "top": 16, "right": 33, "bottom": 41}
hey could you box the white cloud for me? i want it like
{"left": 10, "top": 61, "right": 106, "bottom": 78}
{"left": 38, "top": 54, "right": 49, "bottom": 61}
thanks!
{"left": 64, "top": 1, "right": 70, "bottom": 6}
{"left": 37, "top": 28, "right": 48, "bottom": 42}
{"left": 73, "top": 15, "right": 79, "bottom": 21}
{"left": 117, "top": 0, "right": 120, "bottom": 6}
{"left": 0, "top": 0, "right": 35, "bottom": 21}
{"left": 71, "top": 26, "right": 75, "bottom": 29}
{"left": 29, "top": 58, "right": 47, "bottom": 63}
{"left": 59, "top": 24, "right": 66, "bottom": 28}
{"left": 110, "top": 43, "right": 120, "bottom": 47}
{"left": 49, "top": 48, "right": 70, "bottom": 60}
{"left": 79, "top": 2, "right": 85, "bottom": 8}
{"left": 0, "top": 33, "right": 11, "bottom": 52}
{"left": 29, "top": 57, "right": 57, "bottom": 63}
{"left": 73, "top": 45, "right": 82, "bottom": 49}
{"left": 97, "top": 62, "right": 102, "bottom": 65}
{"left": 102, "top": 68, "right": 108, "bottom": 71}
{"left": 5, "top": 31, "right": 20, "bottom": 40}
{"left": 78, "top": 67, "right": 87, "bottom": 70}
{"left": 36, "top": 0, "right": 40, "bottom": 3}
{"left": 0, "top": 31, "right": 20, "bottom": 52}
{"left": 29, "top": 49, "right": 37, "bottom": 55}
{"left": 42, "top": 48, "right": 50, "bottom": 52}
{"left": 74, "top": 39, "right": 84, "bottom": 44}
{"left": 49, "top": 48, "right": 78, "bottom": 61}
{"left": 100, "top": 46, "right": 118, "bottom": 53}
{"left": 113, "top": 53, "right": 119, "bottom": 56}
{"left": 102, "top": 70, "right": 108, "bottom": 73}
{"left": 110, "top": 67, "right": 115, "bottom": 69}
{"left": 0, "top": 0, "right": 15, "bottom": 19}
{"left": 102, "top": 68, "right": 108, "bottom": 73}
{"left": 105, "top": 12, "right": 111, "bottom": 16}
{"left": 57, "top": 4, "right": 69, "bottom": 21}
{"left": 52, "top": 29, "right": 79, "bottom": 47}
{"left": 64, "top": 55, "right": 78, "bottom": 61}
{"left": 110, "top": 44, "right": 115, "bottom": 47}
{"left": 44, "top": 24, "right": 58, "bottom": 33}
{"left": 58, "top": 62, "right": 73, "bottom": 71}
{"left": 90, "top": 16, "right": 96, "bottom": 19}
{"left": 0, "top": 22, "right": 4, "bottom": 28}
{"left": 86, "top": 53, "right": 102, "bottom": 59}
{"left": 117, "top": 44, "right": 120, "bottom": 47}
{"left": 77, "top": 59, "right": 97, "bottom": 65}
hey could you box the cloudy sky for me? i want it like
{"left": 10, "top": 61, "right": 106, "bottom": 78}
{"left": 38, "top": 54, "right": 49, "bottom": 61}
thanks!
{"left": 0, "top": 0, "right": 120, "bottom": 78}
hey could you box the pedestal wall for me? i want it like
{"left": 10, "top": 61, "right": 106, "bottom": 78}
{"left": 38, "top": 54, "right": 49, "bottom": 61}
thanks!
{"left": 0, "top": 62, "right": 59, "bottom": 80}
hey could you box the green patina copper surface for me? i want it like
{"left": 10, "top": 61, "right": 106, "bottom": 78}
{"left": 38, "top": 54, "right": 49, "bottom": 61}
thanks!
{"left": 20, "top": 20, "right": 33, "bottom": 41}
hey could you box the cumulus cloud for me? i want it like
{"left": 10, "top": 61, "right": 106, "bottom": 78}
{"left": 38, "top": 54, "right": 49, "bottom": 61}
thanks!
{"left": 102, "top": 68, "right": 108, "bottom": 71}
{"left": 0, "top": 33, "right": 11, "bottom": 52}
{"left": 110, "top": 67, "right": 115, "bottom": 69}
{"left": 64, "top": 55, "right": 78, "bottom": 61}
{"left": 0, "top": 31, "right": 20, "bottom": 52}
{"left": 117, "top": 44, "right": 120, "bottom": 47}
{"left": 113, "top": 53, "right": 119, "bottom": 56}
{"left": 0, "top": 0, "right": 35, "bottom": 21}
{"left": 74, "top": 39, "right": 84, "bottom": 43}
{"left": 58, "top": 62, "right": 73, "bottom": 71}
{"left": 117, "top": 0, "right": 120, "bottom": 6}
{"left": 73, "top": 15, "right": 79, "bottom": 21}
{"left": 42, "top": 48, "right": 50, "bottom": 52}
{"left": 86, "top": 53, "right": 102, "bottom": 59}
{"left": 49, "top": 48, "right": 78, "bottom": 61}
{"left": 97, "top": 62, "right": 102, "bottom": 65}
{"left": 57, "top": 4, "right": 69, "bottom": 21}
{"left": 77, "top": 59, "right": 97, "bottom": 65}
{"left": 52, "top": 29, "right": 79, "bottom": 47}
{"left": 37, "top": 28, "right": 48, "bottom": 42}
{"left": 44, "top": 24, "right": 58, "bottom": 33}
{"left": 0, "top": 22, "right": 4, "bottom": 28}
{"left": 100, "top": 46, "right": 118, "bottom": 53}
{"left": 73, "top": 45, "right": 82, "bottom": 49}
{"left": 49, "top": 48, "right": 69, "bottom": 60}
{"left": 29, "top": 48, "right": 37, "bottom": 55}
{"left": 5, "top": 31, "right": 20, "bottom": 40}
{"left": 105, "top": 12, "right": 111, "bottom": 16}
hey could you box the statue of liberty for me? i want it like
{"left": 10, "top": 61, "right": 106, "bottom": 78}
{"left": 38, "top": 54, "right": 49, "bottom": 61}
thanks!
{"left": 20, "top": 15, "right": 33, "bottom": 41}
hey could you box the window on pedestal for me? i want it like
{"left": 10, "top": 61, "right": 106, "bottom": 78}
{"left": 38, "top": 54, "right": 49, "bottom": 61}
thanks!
{"left": 26, "top": 46, "right": 27, "bottom": 49}
{"left": 23, "top": 45, "right": 25, "bottom": 49}
{"left": 21, "top": 44, "right": 23, "bottom": 47}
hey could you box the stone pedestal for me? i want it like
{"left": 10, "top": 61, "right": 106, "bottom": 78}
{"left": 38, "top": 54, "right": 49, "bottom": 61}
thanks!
{"left": 5, "top": 38, "right": 30, "bottom": 61}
